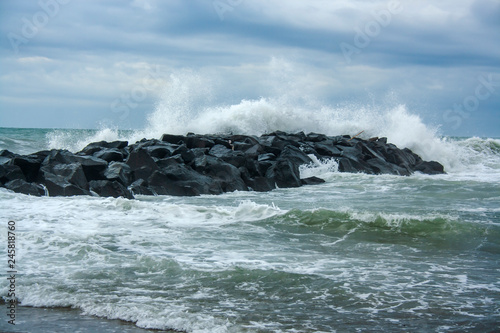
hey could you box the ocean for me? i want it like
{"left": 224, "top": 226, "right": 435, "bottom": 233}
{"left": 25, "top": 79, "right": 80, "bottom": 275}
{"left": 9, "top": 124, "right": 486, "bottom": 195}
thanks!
{"left": 1, "top": 102, "right": 500, "bottom": 332}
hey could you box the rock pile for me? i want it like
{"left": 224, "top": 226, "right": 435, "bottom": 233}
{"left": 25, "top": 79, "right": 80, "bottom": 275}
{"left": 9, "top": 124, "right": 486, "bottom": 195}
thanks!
{"left": 0, "top": 131, "right": 445, "bottom": 198}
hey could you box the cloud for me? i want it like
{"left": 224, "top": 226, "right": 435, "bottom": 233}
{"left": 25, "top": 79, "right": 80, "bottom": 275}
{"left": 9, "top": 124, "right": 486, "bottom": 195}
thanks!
{"left": 0, "top": 0, "right": 498, "bottom": 135}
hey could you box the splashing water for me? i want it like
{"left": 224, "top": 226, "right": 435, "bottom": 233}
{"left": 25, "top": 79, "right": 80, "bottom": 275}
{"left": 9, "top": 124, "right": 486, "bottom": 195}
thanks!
{"left": 44, "top": 67, "right": 499, "bottom": 175}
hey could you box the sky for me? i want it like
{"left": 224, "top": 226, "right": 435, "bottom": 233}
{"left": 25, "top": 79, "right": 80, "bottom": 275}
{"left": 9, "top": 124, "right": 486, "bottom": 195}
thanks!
{"left": 0, "top": 0, "right": 499, "bottom": 137}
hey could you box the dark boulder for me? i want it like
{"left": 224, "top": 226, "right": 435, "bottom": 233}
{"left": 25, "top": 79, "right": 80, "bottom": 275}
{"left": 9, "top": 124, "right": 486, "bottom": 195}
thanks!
{"left": 42, "top": 149, "right": 77, "bottom": 165}
{"left": 314, "top": 141, "right": 343, "bottom": 157}
{"left": 129, "top": 179, "right": 155, "bottom": 196}
{"left": 0, "top": 150, "right": 17, "bottom": 159}
{"left": 245, "top": 176, "right": 276, "bottom": 192}
{"left": 89, "top": 180, "right": 134, "bottom": 199}
{"left": 145, "top": 146, "right": 173, "bottom": 159}
{"left": 160, "top": 134, "right": 185, "bottom": 145}
{"left": 268, "top": 158, "right": 302, "bottom": 188}
{"left": 301, "top": 176, "right": 326, "bottom": 186}
{"left": 126, "top": 148, "right": 159, "bottom": 181}
{"left": 204, "top": 158, "right": 248, "bottom": 192}
{"left": 79, "top": 140, "right": 128, "bottom": 155}
{"left": 4, "top": 179, "right": 45, "bottom": 196}
{"left": 13, "top": 155, "right": 43, "bottom": 182}
{"left": 172, "top": 145, "right": 195, "bottom": 164}
{"left": 104, "top": 162, "right": 133, "bottom": 185}
{"left": 365, "top": 158, "right": 409, "bottom": 176}
{"left": 209, "top": 144, "right": 246, "bottom": 168}
{"left": 41, "top": 162, "right": 88, "bottom": 190}
{"left": 305, "top": 132, "right": 328, "bottom": 142}
{"left": 279, "top": 145, "right": 313, "bottom": 167}
{"left": 0, "top": 164, "right": 25, "bottom": 184}
{"left": 94, "top": 149, "right": 124, "bottom": 163}
{"left": 191, "top": 149, "right": 209, "bottom": 170}
{"left": 148, "top": 169, "right": 220, "bottom": 196}
{"left": 74, "top": 155, "right": 108, "bottom": 181}
{"left": 414, "top": 161, "right": 445, "bottom": 175}
{"left": 243, "top": 144, "right": 264, "bottom": 158}
{"left": 337, "top": 158, "right": 374, "bottom": 174}
{"left": 185, "top": 135, "right": 215, "bottom": 149}
{"left": 44, "top": 172, "right": 90, "bottom": 197}
{"left": 258, "top": 153, "right": 276, "bottom": 162}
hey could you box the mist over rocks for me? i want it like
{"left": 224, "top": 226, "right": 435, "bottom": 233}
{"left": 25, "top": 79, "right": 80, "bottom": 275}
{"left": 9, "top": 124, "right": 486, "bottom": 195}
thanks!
{"left": 0, "top": 131, "right": 445, "bottom": 198}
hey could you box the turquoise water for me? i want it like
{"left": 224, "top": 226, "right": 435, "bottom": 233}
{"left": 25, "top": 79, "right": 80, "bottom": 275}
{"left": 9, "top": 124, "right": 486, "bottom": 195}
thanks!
{"left": 1, "top": 127, "right": 500, "bottom": 332}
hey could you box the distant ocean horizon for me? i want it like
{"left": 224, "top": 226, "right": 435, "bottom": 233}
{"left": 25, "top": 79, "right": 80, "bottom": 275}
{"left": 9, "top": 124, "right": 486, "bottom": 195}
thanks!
{"left": 1, "top": 108, "right": 500, "bottom": 332}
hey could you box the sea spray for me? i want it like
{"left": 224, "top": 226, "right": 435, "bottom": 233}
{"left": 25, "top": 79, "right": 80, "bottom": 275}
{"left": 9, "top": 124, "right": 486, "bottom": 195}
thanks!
{"left": 40, "top": 68, "right": 499, "bottom": 174}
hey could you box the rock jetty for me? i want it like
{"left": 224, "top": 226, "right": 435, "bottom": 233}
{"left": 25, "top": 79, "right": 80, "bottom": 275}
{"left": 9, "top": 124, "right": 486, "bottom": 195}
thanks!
{"left": 0, "top": 131, "right": 445, "bottom": 198}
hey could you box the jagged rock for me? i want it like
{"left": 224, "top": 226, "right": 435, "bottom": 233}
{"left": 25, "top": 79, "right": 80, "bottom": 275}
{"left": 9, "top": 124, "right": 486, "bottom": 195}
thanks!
{"left": 94, "top": 148, "right": 124, "bottom": 163}
{"left": 337, "top": 158, "right": 374, "bottom": 174}
{"left": 185, "top": 135, "right": 215, "bottom": 149}
{"left": 245, "top": 176, "right": 276, "bottom": 192}
{"left": 415, "top": 161, "right": 445, "bottom": 175}
{"left": 126, "top": 148, "right": 159, "bottom": 181}
{"left": 104, "top": 162, "right": 133, "bottom": 185}
{"left": 0, "top": 164, "right": 25, "bottom": 184}
{"left": 4, "top": 179, "right": 45, "bottom": 196}
{"left": 305, "top": 132, "right": 329, "bottom": 142}
{"left": 89, "top": 180, "right": 134, "bottom": 199}
{"left": 44, "top": 172, "right": 90, "bottom": 197}
{"left": 313, "top": 141, "right": 343, "bottom": 157}
{"left": 48, "top": 163, "right": 88, "bottom": 189}
{"left": 129, "top": 179, "right": 155, "bottom": 196}
{"left": 0, "top": 131, "right": 445, "bottom": 198}
{"left": 173, "top": 145, "right": 196, "bottom": 164}
{"left": 279, "top": 145, "right": 313, "bottom": 167}
{"left": 145, "top": 145, "right": 173, "bottom": 159}
{"left": 301, "top": 176, "right": 326, "bottom": 186}
{"left": 148, "top": 169, "right": 220, "bottom": 196}
{"left": 209, "top": 144, "right": 246, "bottom": 168}
{"left": 258, "top": 153, "right": 276, "bottom": 162}
{"left": 75, "top": 155, "right": 108, "bottom": 181}
{"left": 243, "top": 144, "right": 264, "bottom": 158}
{"left": 0, "top": 150, "right": 17, "bottom": 159}
{"left": 12, "top": 154, "right": 46, "bottom": 182}
{"left": 160, "top": 134, "right": 185, "bottom": 145}
{"left": 268, "top": 158, "right": 302, "bottom": 188}
{"left": 204, "top": 157, "right": 248, "bottom": 192}
{"left": 79, "top": 140, "right": 128, "bottom": 155}
{"left": 365, "top": 158, "right": 410, "bottom": 176}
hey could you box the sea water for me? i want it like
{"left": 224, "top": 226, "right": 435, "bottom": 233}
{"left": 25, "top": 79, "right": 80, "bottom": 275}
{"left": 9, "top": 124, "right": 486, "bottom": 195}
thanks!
{"left": 1, "top": 90, "right": 499, "bottom": 332}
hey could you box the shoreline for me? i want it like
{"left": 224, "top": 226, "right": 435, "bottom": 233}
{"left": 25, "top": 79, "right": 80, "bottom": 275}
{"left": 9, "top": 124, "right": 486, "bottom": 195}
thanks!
{"left": 0, "top": 305, "right": 183, "bottom": 333}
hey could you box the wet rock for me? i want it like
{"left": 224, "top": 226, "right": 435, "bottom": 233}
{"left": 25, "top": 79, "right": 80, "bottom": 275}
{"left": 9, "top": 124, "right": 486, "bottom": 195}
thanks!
{"left": 44, "top": 173, "right": 90, "bottom": 197}
{"left": 104, "top": 162, "right": 133, "bottom": 185}
{"left": 301, "top": 176, "right": 326, "bottom": 186}
{"left": 0, "top": 164, "right": 25, "bottom": 184}
{"left": 94, "top": 149, "right": 124, "bottom": 163}
{"left": 129, "top": 179, "right": 155, "bottom": 196}
{"left": 126, "top": 148, "right": 159, "bottom": 182}
{"left": 314, "top": 141, "right": 343, "bottom": 157}
{"left": 279, "top": 145, "right": 313, "bottom": 167}
{"left": 0, "top": 131, "right": 445, "bottom": 198}
{"left": 4, "top": 179, "right": 45, "bottom": 196}
{"left": 415, "top": 161, "right": 445, "bottom": 175}
{"left": 89, "top": 180, "right": 134, "bottom": 199}
{"left": 12, "top": 155, "right": 44, "bottom": 182}
{"left": 160, "top": 134, "right": 185, "bottom": 145}
{"left": 268, "top": 158, "right": 302, "bottom": 188}
{"left": 79, "top": 140, "right": 128, "bottom": 155}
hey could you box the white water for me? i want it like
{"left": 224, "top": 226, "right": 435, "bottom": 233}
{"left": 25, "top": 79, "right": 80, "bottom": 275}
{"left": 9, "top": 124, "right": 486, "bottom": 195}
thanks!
{"left": 43, "top": 67, "right": 500, "bottom": 176}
